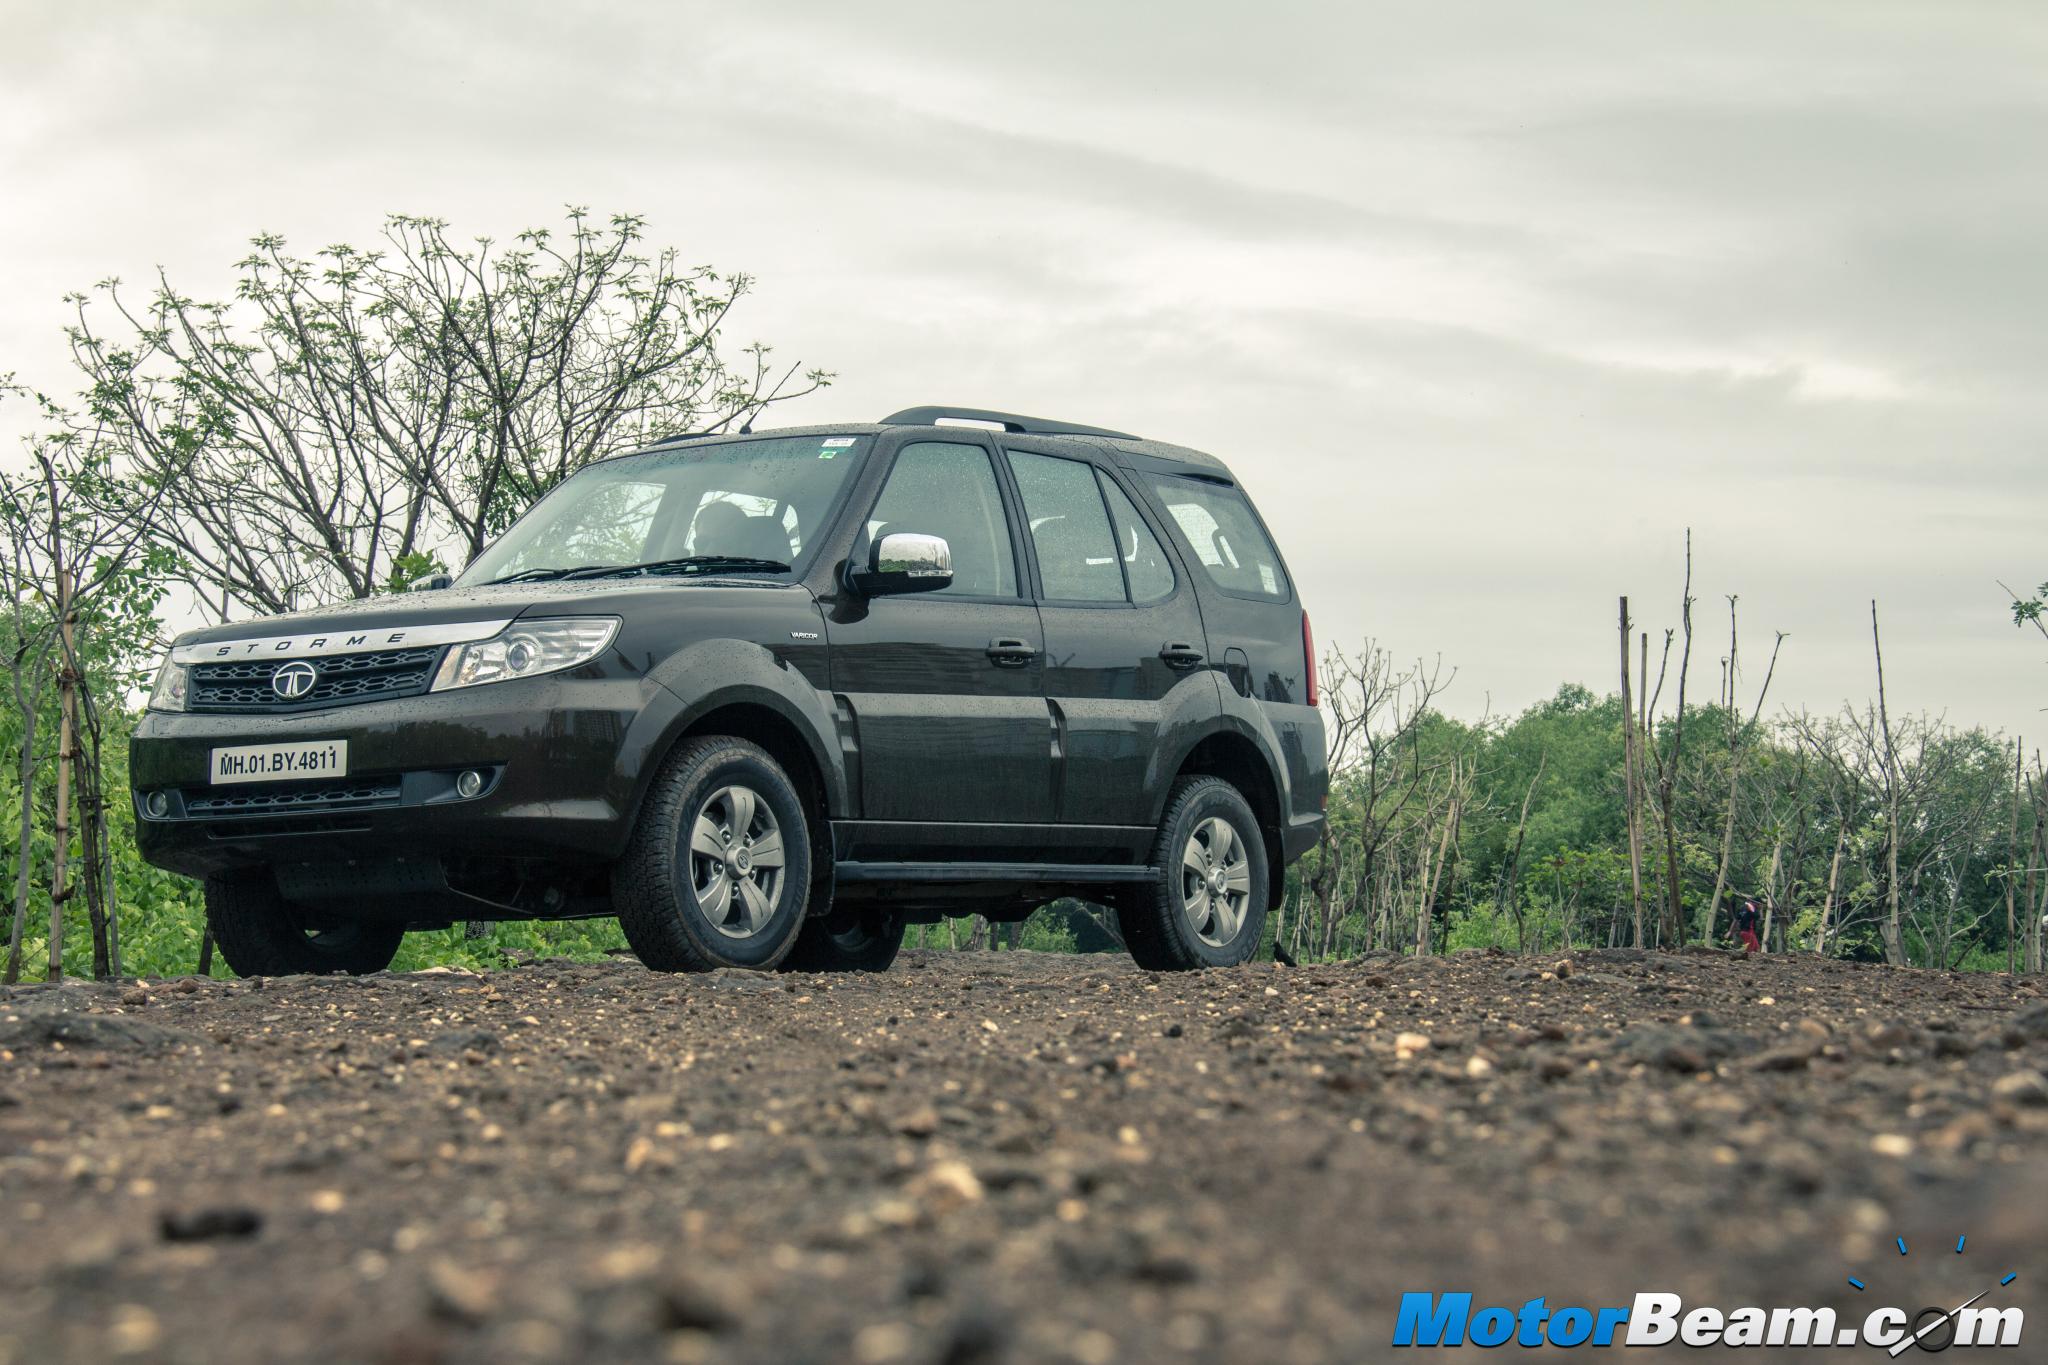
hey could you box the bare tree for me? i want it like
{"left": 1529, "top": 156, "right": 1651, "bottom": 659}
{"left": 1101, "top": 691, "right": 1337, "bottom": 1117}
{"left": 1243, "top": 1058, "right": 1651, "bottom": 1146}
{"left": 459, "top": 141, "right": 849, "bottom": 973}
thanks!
{"left": 1699, "top": 597, "right": 1787, "bottom": 942}
{"left": 1642, "top": 532, "right": 1696, "bottom": 946}
{"left": 1866, "top": 602, "right": 1907, "bottom": 965}
{"left": 68, "top": 209, "right": 828, "bottom": 618}
{"left": 1291, "top": 644, "right": 1452, "bottom": 960}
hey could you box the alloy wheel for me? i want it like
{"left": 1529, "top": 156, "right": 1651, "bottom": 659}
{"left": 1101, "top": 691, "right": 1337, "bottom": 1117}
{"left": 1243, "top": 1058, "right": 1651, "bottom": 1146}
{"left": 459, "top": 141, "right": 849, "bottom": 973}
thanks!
{"left": 1180, "top": 815, "right": 1252, "bottom": 948}
{"left": 686, "top": 783, "right": 787, "bottom": 939}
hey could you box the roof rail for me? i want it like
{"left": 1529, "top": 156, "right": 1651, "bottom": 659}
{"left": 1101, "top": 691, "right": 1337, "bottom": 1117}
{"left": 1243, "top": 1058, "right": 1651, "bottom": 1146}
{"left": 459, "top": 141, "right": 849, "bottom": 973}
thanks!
{"left": 880, "top": 405, "right": 1139, "bottom": 441}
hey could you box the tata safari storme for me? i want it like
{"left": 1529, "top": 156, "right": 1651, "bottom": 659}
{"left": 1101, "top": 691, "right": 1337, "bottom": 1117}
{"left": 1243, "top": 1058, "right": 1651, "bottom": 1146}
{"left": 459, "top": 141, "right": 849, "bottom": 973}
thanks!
{"left": 133, "top": 407, "right": 1328, "bottom": 976}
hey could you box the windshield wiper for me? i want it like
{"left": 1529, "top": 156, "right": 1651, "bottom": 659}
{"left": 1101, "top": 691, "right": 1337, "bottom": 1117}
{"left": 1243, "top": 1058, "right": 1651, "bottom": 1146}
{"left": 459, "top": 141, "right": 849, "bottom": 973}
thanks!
{"left": 485, "top": 565, "right": 613, "bottom": 584}
{"left": 561, "top": 555, "right": 792, "bottom": 581}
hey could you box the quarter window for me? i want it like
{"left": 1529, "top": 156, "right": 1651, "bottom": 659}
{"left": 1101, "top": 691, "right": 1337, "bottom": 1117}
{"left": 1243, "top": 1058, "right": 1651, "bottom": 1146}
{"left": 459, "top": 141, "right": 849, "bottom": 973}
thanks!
{"left": 866, "top": 442, "right": 1018, "bottom": 597}
{"left": 1006, "top": 452, "right": 1124, "bottom": 603}
{"left": 1148, "top": 476, "right": 1290, "bottom": 601}
{"left": 1099, "top": 478, "right": 1175, "bottom": 604}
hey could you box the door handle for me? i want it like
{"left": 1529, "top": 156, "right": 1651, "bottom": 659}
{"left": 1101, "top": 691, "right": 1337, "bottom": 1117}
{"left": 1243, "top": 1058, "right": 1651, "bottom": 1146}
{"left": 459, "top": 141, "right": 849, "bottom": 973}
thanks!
{"left": 987, "top": 638, "right": 1038, "bottom": 667}
{"left": 1159, "top": 642, "right": 1206, "bottom": 669}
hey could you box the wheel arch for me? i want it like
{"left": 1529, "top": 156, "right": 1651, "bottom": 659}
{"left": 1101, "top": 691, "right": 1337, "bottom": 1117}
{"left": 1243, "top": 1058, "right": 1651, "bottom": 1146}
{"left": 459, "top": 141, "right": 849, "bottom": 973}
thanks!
{"left": 1166, "top": 728, "right": 1286, "bottom": 909}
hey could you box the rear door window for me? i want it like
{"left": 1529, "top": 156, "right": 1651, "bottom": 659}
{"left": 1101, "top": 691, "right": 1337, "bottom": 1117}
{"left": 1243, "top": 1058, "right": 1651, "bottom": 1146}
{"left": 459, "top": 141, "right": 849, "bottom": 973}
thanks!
{"left": 1005, "top": 452, "right": 1125, "bottom": 603}
{"left": 1148, "top": 477, "right": 1290, "bottom": 601}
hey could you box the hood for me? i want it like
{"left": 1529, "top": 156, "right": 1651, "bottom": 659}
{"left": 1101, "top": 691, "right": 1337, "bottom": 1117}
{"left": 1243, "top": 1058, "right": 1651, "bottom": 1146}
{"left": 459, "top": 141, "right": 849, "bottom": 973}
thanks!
{"left": 170, "top": 576, "right": 809, "bottom": 651}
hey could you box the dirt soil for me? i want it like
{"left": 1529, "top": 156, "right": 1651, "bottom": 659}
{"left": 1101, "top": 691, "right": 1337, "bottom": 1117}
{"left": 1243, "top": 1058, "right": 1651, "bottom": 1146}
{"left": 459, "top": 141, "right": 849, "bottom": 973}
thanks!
{"left": 3, "top": 947, "right": 2047, "bottom": 1364}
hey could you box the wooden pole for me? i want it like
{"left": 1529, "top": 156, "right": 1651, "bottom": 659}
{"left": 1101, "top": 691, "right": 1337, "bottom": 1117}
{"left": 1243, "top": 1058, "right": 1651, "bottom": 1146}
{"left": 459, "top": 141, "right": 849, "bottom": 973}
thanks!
{"left": 2010, "top": 738, "right": 2023, "bottom": 978}
{"left": 47, "top": 563, "right": 75, "bottom": 982}
{"left": 1620, "top": 598, "right": 1645, "bottom": 947}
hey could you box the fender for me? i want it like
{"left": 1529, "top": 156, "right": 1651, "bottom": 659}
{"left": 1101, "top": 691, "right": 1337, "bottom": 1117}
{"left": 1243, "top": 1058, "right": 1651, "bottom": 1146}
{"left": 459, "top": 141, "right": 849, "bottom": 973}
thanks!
{"left": 1148, "top": 704, "right": 1295, "bottom": 830}
{"left": 619, "top": 637, "right": 849, "bottom": 838}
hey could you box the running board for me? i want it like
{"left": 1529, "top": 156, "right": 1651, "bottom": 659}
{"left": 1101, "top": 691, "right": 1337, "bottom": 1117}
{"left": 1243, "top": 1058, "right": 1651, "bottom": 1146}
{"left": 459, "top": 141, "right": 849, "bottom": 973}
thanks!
{"left": 833, "top": 861, "right": 1156, "bottom": 884}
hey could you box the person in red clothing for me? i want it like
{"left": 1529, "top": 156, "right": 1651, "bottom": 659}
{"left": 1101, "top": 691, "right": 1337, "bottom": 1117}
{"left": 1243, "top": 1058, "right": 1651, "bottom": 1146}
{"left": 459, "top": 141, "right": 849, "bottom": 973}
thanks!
{"left": 1732, "top": 898, "right": 1763, "bottom": 955}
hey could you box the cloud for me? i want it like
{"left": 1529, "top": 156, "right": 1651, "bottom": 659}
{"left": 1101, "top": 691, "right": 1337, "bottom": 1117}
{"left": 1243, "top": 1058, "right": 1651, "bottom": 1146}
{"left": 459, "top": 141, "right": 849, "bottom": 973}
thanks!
{"left": 1, "top": 0, "right": 2043, "bottom": 736}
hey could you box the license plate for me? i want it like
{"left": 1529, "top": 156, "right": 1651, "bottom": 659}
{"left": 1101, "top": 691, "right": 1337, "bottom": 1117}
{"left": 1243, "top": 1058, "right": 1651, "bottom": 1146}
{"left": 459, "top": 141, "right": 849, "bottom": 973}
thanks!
{"left": 209, "top": 740, "right": 349, "bottom": 784}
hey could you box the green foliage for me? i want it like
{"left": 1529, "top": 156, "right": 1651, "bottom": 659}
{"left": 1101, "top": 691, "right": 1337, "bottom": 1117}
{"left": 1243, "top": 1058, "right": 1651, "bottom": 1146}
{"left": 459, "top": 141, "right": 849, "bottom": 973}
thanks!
{"left": 2011, "top": 580, "right": 2046, "bottom": 634}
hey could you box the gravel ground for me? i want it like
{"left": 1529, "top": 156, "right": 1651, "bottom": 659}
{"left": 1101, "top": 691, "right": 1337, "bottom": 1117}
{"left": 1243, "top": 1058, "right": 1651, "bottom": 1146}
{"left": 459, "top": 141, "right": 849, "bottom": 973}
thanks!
{"left": 2, "top": 947, "right": 2046, "bottom": 1364}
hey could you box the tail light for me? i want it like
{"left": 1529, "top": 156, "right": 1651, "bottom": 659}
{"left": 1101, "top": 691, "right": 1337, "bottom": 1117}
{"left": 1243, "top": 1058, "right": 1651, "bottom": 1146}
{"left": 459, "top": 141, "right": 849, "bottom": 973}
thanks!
{"left": 1303, "top": 610, "right": 1318, "bottom": 707}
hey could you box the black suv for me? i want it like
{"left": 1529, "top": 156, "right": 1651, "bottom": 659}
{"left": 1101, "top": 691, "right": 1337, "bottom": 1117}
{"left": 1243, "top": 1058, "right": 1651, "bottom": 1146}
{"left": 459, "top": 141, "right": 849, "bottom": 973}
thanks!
{"left": 133, "top": 407, "right": 1327, "bottom": 976}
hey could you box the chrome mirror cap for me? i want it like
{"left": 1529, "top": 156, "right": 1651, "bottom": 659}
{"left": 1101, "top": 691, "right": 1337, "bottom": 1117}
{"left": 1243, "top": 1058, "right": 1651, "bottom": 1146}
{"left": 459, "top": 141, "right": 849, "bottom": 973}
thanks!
{"left": 851, "top": 531, "right": 953, "bottom": 597}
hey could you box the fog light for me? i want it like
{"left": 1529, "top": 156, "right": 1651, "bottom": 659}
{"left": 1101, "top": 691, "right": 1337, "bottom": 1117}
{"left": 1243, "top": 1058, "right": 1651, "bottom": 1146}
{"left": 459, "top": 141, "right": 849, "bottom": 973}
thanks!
{"left": 455, "top": 770, "right": 486, "bottom": 799}
{"left": 144, "top": 790, "right": 170, "bottom": 819}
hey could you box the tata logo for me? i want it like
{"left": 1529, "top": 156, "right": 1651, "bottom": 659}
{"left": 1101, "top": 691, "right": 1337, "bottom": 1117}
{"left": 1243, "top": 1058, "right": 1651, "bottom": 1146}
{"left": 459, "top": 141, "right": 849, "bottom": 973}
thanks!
{"left": 271, "top": 661, "right": 319, "bottom": 700}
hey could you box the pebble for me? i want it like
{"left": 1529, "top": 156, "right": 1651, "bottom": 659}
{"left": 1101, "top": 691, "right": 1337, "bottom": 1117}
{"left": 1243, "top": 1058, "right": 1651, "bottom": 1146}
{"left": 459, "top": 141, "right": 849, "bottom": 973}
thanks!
{"left": 1990, "top": 1070, "right": 2048, "bottom": 1107}
{"left": 159, "top": 1206, "right": 262, "bottom": 1242}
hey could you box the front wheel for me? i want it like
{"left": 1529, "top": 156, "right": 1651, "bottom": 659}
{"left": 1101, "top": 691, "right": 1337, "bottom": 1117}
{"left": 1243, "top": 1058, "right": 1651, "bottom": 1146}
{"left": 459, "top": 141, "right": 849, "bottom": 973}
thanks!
{"left": 1117, "top": 776, "right": 1269, "bottom": 971}
{"left": 204, "top": 870, "right": 404, "bottom": 977}
{"left": 614, "top": 737, "right": 813, "bottom": 971}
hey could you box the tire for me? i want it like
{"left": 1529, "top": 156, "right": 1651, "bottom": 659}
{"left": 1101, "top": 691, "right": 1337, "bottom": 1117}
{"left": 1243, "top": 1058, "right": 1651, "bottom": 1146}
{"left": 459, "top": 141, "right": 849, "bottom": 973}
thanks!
{"left": 1118, "top": 776, "right": 1270, "bottom": 971}
{"left": 614, "top": 737, "right": 813, "bottom": 972}
{"left": 204, "top": 869, "right": 404, "bottom": 977}
{"left": 780, "top": 906, "right": 905, "bottom": 973}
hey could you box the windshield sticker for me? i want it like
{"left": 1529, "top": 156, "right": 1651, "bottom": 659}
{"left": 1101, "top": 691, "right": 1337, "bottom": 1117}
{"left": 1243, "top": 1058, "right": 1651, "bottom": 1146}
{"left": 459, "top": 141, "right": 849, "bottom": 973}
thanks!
{"left": 822, "top": 437, "right": 857, "bottom": 447}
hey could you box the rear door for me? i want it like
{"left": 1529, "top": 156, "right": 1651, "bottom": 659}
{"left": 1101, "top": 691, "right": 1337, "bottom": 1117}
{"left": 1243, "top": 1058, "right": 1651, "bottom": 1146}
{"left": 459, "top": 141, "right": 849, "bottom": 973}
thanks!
{"left": 1001, "top": 442, "right": 1218, "bottom": 827}
{"left": 824, "top": 435, "right": 1053, "bottom": 826}
{"left": 1136, "top": 470, "right": 1324, "bottom": 835}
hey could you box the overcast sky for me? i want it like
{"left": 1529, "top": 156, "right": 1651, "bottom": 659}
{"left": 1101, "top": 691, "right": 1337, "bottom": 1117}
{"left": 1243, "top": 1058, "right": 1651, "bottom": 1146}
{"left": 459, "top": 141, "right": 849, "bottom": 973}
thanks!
{"left": 3, "top": 1, "right": 2044, "bottom": 737}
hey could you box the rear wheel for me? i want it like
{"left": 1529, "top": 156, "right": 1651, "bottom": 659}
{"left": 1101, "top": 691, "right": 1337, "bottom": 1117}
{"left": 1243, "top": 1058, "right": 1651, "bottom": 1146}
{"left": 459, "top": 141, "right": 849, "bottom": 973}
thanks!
{"left": 204, "top": 870, "right": 404, "bottom": 977}
{"left": 780, "top": 906, "right": 905, "bottom": 973}
{"left": 1118, "top": 776, "right": 1269, "bottom": 971}
{"left": 615, "top": 737, "right": 812, "bottom": 971}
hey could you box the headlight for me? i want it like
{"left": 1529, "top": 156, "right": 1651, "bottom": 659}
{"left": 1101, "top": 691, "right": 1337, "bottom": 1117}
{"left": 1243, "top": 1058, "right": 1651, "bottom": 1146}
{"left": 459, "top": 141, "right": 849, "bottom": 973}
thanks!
{"left": 148, "top": 659, "right": 189, "bottom": 712}
{"left": 430, "top": 617, "right": 619, "bottom": 691}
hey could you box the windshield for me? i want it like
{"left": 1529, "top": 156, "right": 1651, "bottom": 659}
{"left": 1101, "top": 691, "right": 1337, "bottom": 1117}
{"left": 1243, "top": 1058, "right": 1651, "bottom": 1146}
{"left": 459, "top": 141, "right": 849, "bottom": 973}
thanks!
{"left": 460, "top": 434, "right": 870, "bottom": 585}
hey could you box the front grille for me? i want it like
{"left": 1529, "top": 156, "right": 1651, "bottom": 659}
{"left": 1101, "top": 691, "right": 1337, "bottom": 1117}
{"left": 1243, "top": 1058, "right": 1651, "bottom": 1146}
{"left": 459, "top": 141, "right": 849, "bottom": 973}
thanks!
{"left": 183, "top": 777, "right": 405, "bottom": 818}
{"left": 188, "top": 647, "right": 443, "bottom": 713}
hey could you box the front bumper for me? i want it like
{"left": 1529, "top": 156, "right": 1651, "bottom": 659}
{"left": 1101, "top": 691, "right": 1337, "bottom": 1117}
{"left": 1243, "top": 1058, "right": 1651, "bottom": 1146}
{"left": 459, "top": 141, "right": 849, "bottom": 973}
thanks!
{"left": 131, "top": 673, "right": 662, "bottom": 880}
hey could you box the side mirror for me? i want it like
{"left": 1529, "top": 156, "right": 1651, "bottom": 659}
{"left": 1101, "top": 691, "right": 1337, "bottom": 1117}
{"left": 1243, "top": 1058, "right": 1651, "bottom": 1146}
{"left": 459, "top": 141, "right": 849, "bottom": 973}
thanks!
{"left": 411, "top": 572, "right": 456, "bottom": 592}
{"left": 851, "top": 532, "right": 953, "bottom": 596}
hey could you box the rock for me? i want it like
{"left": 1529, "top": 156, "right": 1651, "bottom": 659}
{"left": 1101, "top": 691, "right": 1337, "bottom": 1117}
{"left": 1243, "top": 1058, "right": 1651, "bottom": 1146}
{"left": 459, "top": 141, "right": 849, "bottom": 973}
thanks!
{"left": 891, "top": 1105, "right": 941, "bottom": 1138}
{"left": 1863, "top": 1022, "right": 1914, "bottom": 1051}
{"left": 425, "top": 1258, "right": 501, "bottom": 1325}
{"left": 1132, "top": 1252, "right": 1200, "bottom": 1285}
{"left": 935, "top": 1309, "right": 1010, "bottom": 1365}
{"left": 1751, "top": 1047, "right": 1812, "bottom": 1073}
{"left": 159, "top": 1206, "right": 263, "bottom": 1242}
{"left": 1990, "top": 1070, "right": 2048, "bottom": 1107}
{"left": 107, "top": 1304, "right": 162, "bottom": 1357}
{"left": 0, "top": 1009, "right": 195, "bottom": 1052}
{"left": 2010, "top": 1002, "right": 2048, "bottom": 1043}
{"left": 1393, "top": 1032, "right": 1431, "bottom": 1060}
{"left": 905, "top": 1160, "right": 984, "bottom": 1216}
{"left": 1552, "top": 959, "right": 1573, "bottom": 979}
{"left": 658, "top": 1272, "right": 745, "bottom": 1333}
{"left": 1620, "top": 1024, "right": 1748, "bottom": 1072}
{"left": 707, "top": 971, "right": 780, "bottom": 992}
{"left": 426, "top": 1027, "right": 499, "bottom": 1056}
{"left": 1933, "top": 1032, "right": 1979, "bottom": 1058}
